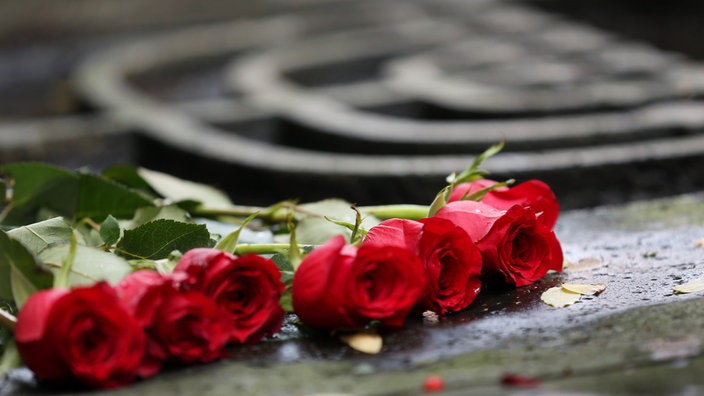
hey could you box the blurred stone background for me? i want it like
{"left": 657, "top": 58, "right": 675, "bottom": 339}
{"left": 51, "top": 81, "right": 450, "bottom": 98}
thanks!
{"left": 2, "top": 3, "right": 704, "bottom": 395}
{"left": 1, "top": 0, "right": 703, "bottom": 207}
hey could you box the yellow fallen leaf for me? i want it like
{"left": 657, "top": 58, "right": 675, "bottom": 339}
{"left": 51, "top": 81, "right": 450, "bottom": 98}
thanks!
{"left": 340, "top": 333, "right": 383, "bottom": 354}
{"left": 562, "top": 258, "right": 573, "bottom": 270}
{"left": 541, "top": 286, "right": 581, "bottom": 308}
{"left": 548, "top": 258, "right": 572, "bottom": 274}
{"left": 422, "top": 310, "right": 440, "bottom": 325}
{"left": 566, "top": 257, "right": 603, "bottom": 272}
{"left": 562, "top": 283, "right": 606, "bottom": 296}
{"left": 695, "top": 239, "right": 704, "bottom": 248}
{"left": 673, "top": 276, "right": 704, "bottom": 294}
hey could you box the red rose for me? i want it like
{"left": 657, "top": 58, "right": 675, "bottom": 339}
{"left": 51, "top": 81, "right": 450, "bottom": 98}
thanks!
{"left": 116, "top": 270, "right": 175, "bottom": 377}
{"left": 116, "top": 270, "right": 233, "bottom": 365}
{"left": 15, "top": 282, "right": 145, "bottom": 389}
{"left": 364, "top": 217, "right": 482, "bottom": 315}
{"left": 292, "top": 235, "right": 426, "bottom": 330}
{"left": 449, "top": 179, "right": 559, "bottom": 229}
{"left": 436, "top": 201, "right": 563, "bottom": 287}
{"left": 174, "top": 249, "right": 285, "bottom": 344}
{"left": 149, "top": 290, "right": 232, "bottom": 363}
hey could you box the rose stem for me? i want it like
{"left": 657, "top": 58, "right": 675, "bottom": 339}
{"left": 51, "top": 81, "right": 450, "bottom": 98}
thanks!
{"left": 193, "top": 204, "right": 430, "bottom": 222}
{"left": 357, "top": 204, "right": 429, "bottom": 220}
{"left": 234, "top": 243, "right": 319, "bottom": 256}
{"left": 0, "top": 308, "right": 16, "bottom": 331}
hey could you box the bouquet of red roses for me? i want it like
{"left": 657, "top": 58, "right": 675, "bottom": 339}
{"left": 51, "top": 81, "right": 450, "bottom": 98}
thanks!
{"left": 0, "top": 143, "right": 562, "bottom": 389}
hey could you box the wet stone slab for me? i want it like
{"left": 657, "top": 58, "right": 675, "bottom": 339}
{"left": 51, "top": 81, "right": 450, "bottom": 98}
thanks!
{"left": 2, "top": 193, "right": 704, "bottom": 395}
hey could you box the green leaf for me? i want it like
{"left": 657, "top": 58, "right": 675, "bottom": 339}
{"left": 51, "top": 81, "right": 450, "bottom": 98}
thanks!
{"left": 10, "top": 266, "right": 36, "bottom": 308}
{"left": 0, "top": 179, "right": 6, "bottom": 204}
{"left": 429, "top": 142, "right": 506, "bottom": 214}
{"left": 0, "top": 231, "right": 53, "bottom": 303}
{"left": 1, "top": 163, "right": 79, "bottom": 225}
{"left": 271, "top": 253, "right": 294, "bottom": 274}
{"left": 279, "top": 287, "right": 293, "bottom": 313}
{"left": 323, "top": 206, "right": 367, "bottom": 245}
{"left": 137, "top": 168, "right": 233, "bottom": 208}
{"left": 428, "top": 186, "right": 450, "bottom": 216}
{"left": 117, "top": 219, "right": 211, "bottom": 260}
{"left": 75, "top": 173, "right": 154, "bottom": 221}
{"left": 121, "top": 205, "right": 191, "bottom": 230}
{"left": 1, "top": 164, "right": 156, "bottom": 225}
{"left": 100, "top": 215, "right": 121, "bottom": 246}
{"left": 131, "top": 254, "right": 180, "bottom": 275}
{"left": 295, "top": 199, "right": 380, "bottom": 245}
{"left": 102, "top": 165, "right": 159, "bottom": 197}
{"left": 39, "top": 244, "right": 132, "bottom": 287}
{"left": 215, "top": 212, "right": 259, "bottom": 253}
{"left": 452, "top": 140, "right": 505, "bottom": 185}
{"left": 74, "top": 221, "right": 104, "bottom": 248}
{"left": 7, "top": 217, "right": 73, "bottom": 255}
{"left": 271, "top": 249, "right": 294, "bottom": 313}
{"left": 0, "top": 339, "right": 20, "bottom": 376}
{"left": 458, "top": 179, "right": 515, "bottom": 202}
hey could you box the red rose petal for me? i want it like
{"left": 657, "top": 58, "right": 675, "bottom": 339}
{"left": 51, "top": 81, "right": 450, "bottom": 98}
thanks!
{"left": 423, "top": 374, "right": 445, "bottom": 393}
{"left": 500, "top": 373, "right": 541, "bottom": 388}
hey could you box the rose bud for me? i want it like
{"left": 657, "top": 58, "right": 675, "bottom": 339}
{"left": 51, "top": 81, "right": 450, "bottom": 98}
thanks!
{"left": 117, "top": 270, "right": 233, "bottom": 365}
{"left": 364, "top": 217, "right": 482, "bottom": 315}
{"left": 436, "top": 200, "right": 563, "bottom": 287}
{"left": 292, "top": 235, "right": 426, "bottom": 330}
{"left": 174, "top": 249, "right": 286, "bottom": 344}
{"left": 449, "top": 179, "right": 559, "bottom": 229}
{"left": 15, "top": 282, "right": 146, "bottom": 389}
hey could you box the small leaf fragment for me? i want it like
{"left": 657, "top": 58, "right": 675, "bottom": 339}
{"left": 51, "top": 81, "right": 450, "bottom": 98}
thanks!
{"left": 695, "top": 239, "right": 704, "bottom": 248}
{"left": 673, "top": 276, "right": 704, "bottom": 294}
{"left": 0, "top": 339, "right": 21, "bottom": 375}
{"left": 562, "top": 283, "right": 606, "bottom": 296}
{"left": 340, "top": 333, "right": 383, "bottom": 354}
{"left": 540, "top": 286, "right": 581, "bottom": 308}
{"left": 100, "top": 215, "right": 121, "bottom": 246}
{"left": 214, "top": 212, "right": 258, "bottom": 253}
